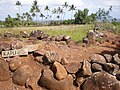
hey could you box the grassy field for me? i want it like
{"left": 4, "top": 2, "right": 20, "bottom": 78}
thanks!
{"left": 0, "top": 24, "right": 94, "bottom": 42}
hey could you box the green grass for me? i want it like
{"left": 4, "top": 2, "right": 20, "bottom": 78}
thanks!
{"left": 0, "top": 24, "right": 93, "bottom": 42}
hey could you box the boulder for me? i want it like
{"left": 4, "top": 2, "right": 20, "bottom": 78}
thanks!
{"left": 4, "top": 32, "right": 14, "bottom": 38}
{"left": 87, "top": 30, "right": 96, "bottom": 45}
{"left": 82, "top": 60, "right": 92, "bottom": 76}
{"left": 9, "top": 56, "right": 23, "bottom": 71}
{"left": 29, "top": 30, "right": 43, "bottom": 39}
{"left": 75, "top": 77, "right": 85, "bottom": 87}
{"left": 61, "top": 57, "right": 69, "bottom": 65}
{"left": 20, "top": 31, "right": 29, "bottom": 38}
{"left": 11, "top": 40, "right": 24, "bottom": 49}
{"left": 39, "top": 69, "right": 73, "bottom": 90}
{"left": 44, "top": 51, "right": 61, "bottom": 63}
{"left": 113, "top": 53, "right": 120, "bottom": 65}
{"left": 104, "top": 54, "right": 113, "bottom": 63}
{"left": 103, "top": 63, "right": 119, "bottom": 75}
{"left": 26, "top": 72, "right": 41, "bottom": 90}
{"left": 0, "top": 58, "right": 11, "bottom": 81}
{"left": 91, "top": 63, "right": 103, "bottom": 72}
{"left": 55, "top": 35, "right": 64, "bottom": 41}
{"left": 0, "top": 42, "right": 11, "bottom": 51}
{"left": 64, "top": 62, "right": 82, "bottom": 74}
{"left": 52, "top": 61, "right": 67, "bottom": 80}
{"left": 90, "top": 54, "right": 106, "bottom": 65}
{"left": 12, "top": 64, "right": 33, "bottom": 86}
{"left": 82, "top": 71, "right": 120, "bottom": 90}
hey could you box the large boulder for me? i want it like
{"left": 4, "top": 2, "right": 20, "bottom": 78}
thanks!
{"left": 38, "top": 69, "right": 73, "bottom": 90}
{"left": 12, "top": 64, "right": 33, "bottom": 86}
{"left": 82, "top": 71, "right": 120, "bottom": 90}
{"left": 52, "top": 61, "right": 68, "bottom": 80}
{"left": 0, "top": 58, "right": 11, "bottom": 81}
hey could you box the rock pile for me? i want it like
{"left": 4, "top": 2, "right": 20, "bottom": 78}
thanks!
{"left": 0, "top": 30, "right": 120, "bottom": 90}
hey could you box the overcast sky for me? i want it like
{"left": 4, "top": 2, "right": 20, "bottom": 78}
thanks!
{"left": 0, "top": 0, "right": 120, "bottom": 21}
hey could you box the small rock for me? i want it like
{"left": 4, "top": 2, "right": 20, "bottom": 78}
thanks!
{"left": 91, "top": 63, "right": 102, "bottom": 72}
{"left": 52, "top": 61, "right": 67, "bottom": 80}
{"left": 113, "top": 53, "right": 120, "bottom": 64}
{"left": 64, "top": 62, "right": 82, "bottom": 74}
{"left": 82, "top": 60, "right": 92, "bottom": 76}
{"left": 90, "top": 54, "right": 106, "bottom": 64}
{"left": 4, "top": 32, "right": 14, "bottom": 38}
{"left": 104, "top": 54, "right": 113, "bottom": 63}
{"left": 116, "top": 70, "right": 120, "bottom": 80}
{"left": 9, "top": 56, "right": 23, "bottom": 71}
{"left": 61, "top": 57, "right": 68, "bottom": 65}
{"left": 11, "top": 40, "right": 24, "bottom": 49}
{"left": 75, "top": 77, "right": 85, "bottom": 87}
{"left": 44, "top": 51, "right": 61, "bottom": 63}
{"left": 20, "top": 31, "right": 29, "bottom": 38}
{"left": 103, "top": 63, "right": 119, "bottom": 75}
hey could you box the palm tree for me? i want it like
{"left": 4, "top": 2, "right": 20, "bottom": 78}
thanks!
{"left": 44, "top": 5, "right": 50, "bottom": 24}
{"left": 62, "top": 2, "right": 68, "bottom": 21}
{"left": 69, "top": 4, "right": 76, "bottom": 24}
{"left": 30, "top": 0, "right": 40, "bottom": 21}
{"left": 57, "top": 7, "right": 63, "bottom": 24}
{"left": 40, "top": 13, "right": 45, "bottom": 22}
{"left": 52, "top": 8, "right": 57, "bottom": 21}
{"left": 16, "top": 1, "right": 22, "bottom": 15}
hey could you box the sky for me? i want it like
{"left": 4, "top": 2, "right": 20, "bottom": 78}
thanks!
{"left": 0, "top": 0, "right": 120, "bottom": 21}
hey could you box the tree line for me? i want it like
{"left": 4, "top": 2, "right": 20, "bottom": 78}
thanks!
{"left": 0, "top": 0, "right": 117, "bottom": 27}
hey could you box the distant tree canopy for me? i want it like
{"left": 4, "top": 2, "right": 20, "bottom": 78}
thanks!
{"left": 74, "top": 9, "right": 96, "bottom": 24}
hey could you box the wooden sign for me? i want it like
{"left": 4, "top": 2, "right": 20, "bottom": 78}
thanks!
{"left": 2, "top": 49, "right": 28, "bottom": 58}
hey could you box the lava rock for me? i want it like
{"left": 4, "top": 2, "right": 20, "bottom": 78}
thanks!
{"left": 0, "top": 58, "right": 11, "bottom": 81}
{"left": 52, "top": 61, "right": 67, "bottom": 80}
{"left": 12, "top": 64, "right": 33, "bottom": 86}
{"left": 82, "top": 71, "right": 120, "bottom": 90}
{"left": 113, "top": 53, "right": 120, "bottom": 65}
{"left": 39, "top": 69, "right": 72, "bottom": 90}
{"left": 90, "top": 54, "right": 106, "bottom": 65}
{"left": 64, "top": 62, "right": 82, "bottom": 74}
{"left": 91, "top": 63, "right": 103, "bottom": 72}
{"left": 44, "top": 51, "right": 61, "bottom": 63}
{"left": 104, "top": 54, "right": 113, "bottom": 63}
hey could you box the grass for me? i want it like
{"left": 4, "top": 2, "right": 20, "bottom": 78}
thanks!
{"left": 0, "top": 24, "right": 94, "bottom": 42}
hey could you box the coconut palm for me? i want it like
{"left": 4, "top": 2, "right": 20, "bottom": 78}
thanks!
{"left": 62, "top": 2, "right": 68, "bottom": 21}
{"left": 69, "top": 4, "right": 76, "bottom": 24}
{"left": 52, "top": 8, "right": 57, "bottom": 21}
{"left": 44, "top": 5, "right": 50, "bottom": 24}
{"left": 30, "top": 0, "right": 40, "bottom": 21}
{"left": 40, "top": 13, "right": 45, "bottom": 22}
{"left": 16, "top": 1, "right": 22, "bottom": 15}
